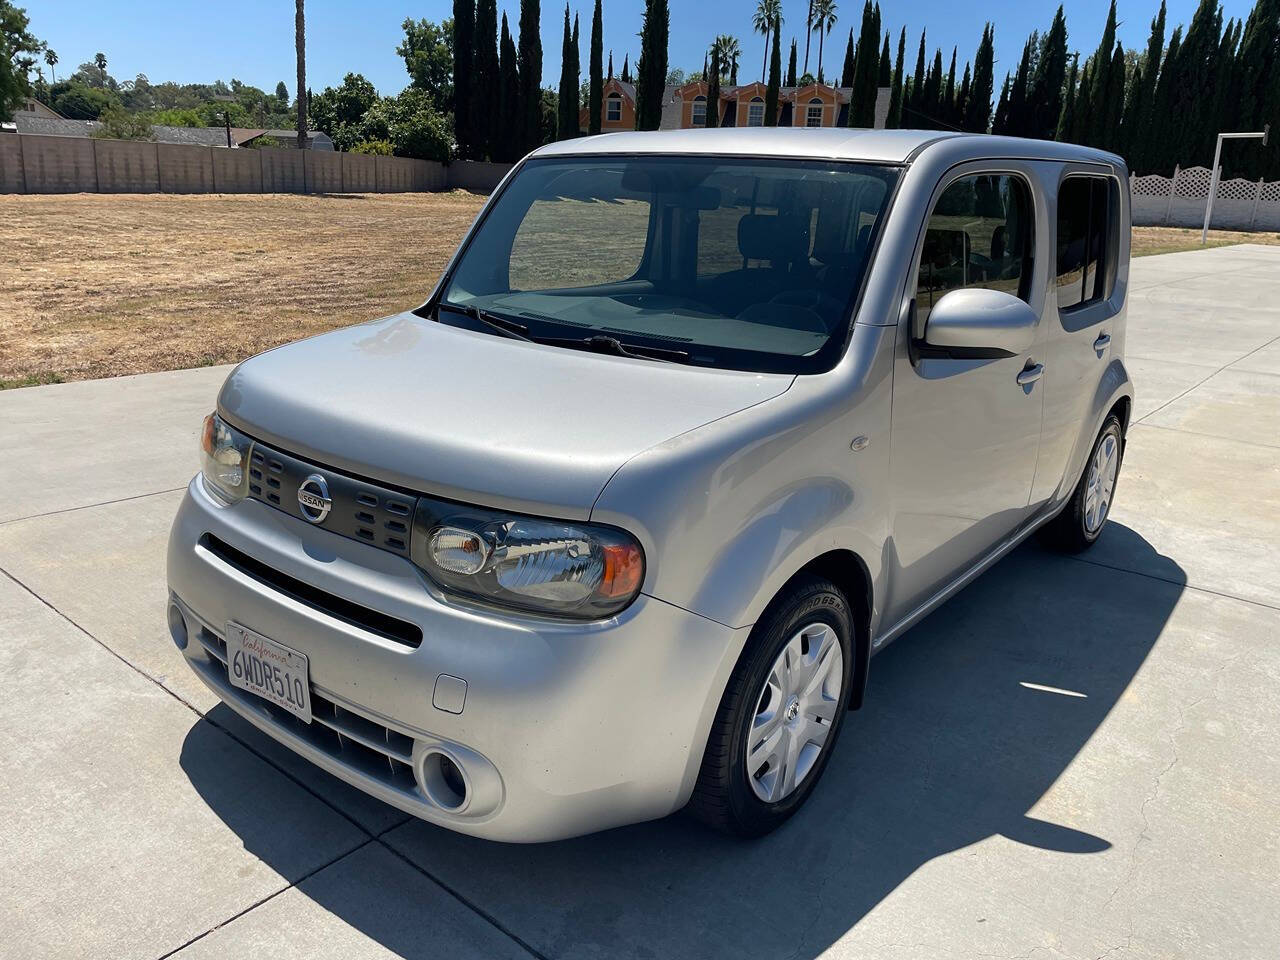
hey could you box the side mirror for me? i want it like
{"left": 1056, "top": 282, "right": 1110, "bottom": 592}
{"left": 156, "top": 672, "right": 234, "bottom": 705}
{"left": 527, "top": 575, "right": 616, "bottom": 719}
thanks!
{"left": 922, "top": 287, "right": 1038, "bottom": 357}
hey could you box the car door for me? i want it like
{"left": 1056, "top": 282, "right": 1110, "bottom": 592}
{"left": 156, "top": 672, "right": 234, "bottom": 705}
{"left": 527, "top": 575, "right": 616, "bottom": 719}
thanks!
{"left": 884, "top": 165, "right": 1049, "bottom": 626}
{"left": 1030, "top": 166, "right": 1125, "bottom": 507}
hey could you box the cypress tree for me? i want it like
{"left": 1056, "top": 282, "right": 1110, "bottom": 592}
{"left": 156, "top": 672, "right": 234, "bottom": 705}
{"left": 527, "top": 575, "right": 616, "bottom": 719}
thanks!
{"left": 944, "top": 47, "right": 957, "bottom": 127}
{"left": 878, "top": 32, "right": 892, "bottom": 86}
{"left": 1234, "top": 0, "right": 1280, "bottom": 178}
{"left": 957, "top": 62, "right": 971, "bottom": 126}
{"left": 1004, "top": 35, "right": 1034, "bottom": 137}
{"left": 1169, "top": 0, "right": 1221, "bottom": 165}
{"left": 850, "top": 1, "right": 880, "bottom": 126}
{"left": 1056, "top": 53, "right": 1078, "bottom": 142}
{"left": 621, "top": 54, "right": 630, "bottom": 84}
{"left": 1100, "top": 41, "right": 1126, "bottom": 154}
{"left": 765, "top": 22, "right": 782, "bottom": 125}
{"left": 705, "top": 45, "right": 721, "bottom": 128}
{"left": 922, "top": 49, "right": 943, "bottom": 127}
{"left": 634, "top": 0, "right": 669, "bottom": 129}
{"left": 1128, "top": 2, "right": 1166, "bottom": 171}
{"left": 1069, "top": 57, "right": 1092, "bottom": 143}
{"left": 907, "top": 29, "right": 927, "bottom": 126}
{"left": 589, "top": 0, "right": 603, "bottom": 133}
{"left": 1028, "top": 6, "right": 1068, "bottom": 141}
{"left": 517, "top": 0, "right": 543, "bottom": 151}
{"left": 1084, "top": 0, "right": 1118, "bottom": 144}
{"left": 993, "top": 72, "right": 1011, "bottom": 134}
{"left": 557, "top": 5, "right": 575, "bottom": 139}
{"left": 497, "top": 13, "right": 520, "bottom": 160}
{"left": 962, "top": 25, "right": 994, "bottom": 132}
{"left": 887, "top": 27, "right": 905, "bottom": 128}
{"left": 452, "top": 0, "right": 476, "bottom": 158}
{"left": 472, "top": 0, "right": 499, "bottom": 159}
{"left": 1147, "top": 27, "right": 1181, "bottom": 171}
{"left": 608, "top": 49, "right": 613, "bottom": 79}
{"left": 842, "top": 30, "right": 856, "bottom": 87}
{"left": 787, "top": 38, "right": 798, "bottom": 86}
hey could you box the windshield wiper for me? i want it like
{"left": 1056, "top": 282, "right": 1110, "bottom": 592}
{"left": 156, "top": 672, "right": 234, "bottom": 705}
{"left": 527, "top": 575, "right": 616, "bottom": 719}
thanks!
{"left": 439, "top": 302, "right": 532, "bottom": 341}
{"left": 535, "top": 334, "right": 690, "bottom": 364}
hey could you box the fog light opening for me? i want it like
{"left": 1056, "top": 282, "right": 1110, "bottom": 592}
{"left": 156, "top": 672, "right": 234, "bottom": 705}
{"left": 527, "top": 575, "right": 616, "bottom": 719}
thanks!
{"left": 422, "top": 750, "right": 469, "bottom": 810}
{"left": 168, "top": 603, "right": 189, "bottom": 651}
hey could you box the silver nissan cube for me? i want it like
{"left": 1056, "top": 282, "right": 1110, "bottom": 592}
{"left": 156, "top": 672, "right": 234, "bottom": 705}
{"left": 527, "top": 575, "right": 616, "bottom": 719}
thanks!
{"left": 167, "top": 129, "right": 1133, "bottom": 842}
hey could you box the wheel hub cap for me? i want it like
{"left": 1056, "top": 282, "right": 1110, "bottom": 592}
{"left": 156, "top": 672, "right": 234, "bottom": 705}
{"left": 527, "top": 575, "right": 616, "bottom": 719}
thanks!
{"left": 1083, "top": 432, "right": 1120, "bottom": 534}
{"left": 745, "top": 622, "right": 844, "bottom": 804}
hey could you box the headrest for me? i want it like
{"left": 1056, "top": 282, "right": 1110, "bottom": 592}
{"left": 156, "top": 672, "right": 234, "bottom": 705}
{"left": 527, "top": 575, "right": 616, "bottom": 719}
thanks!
{"left": 738, "top": 214, "right": 808, "bottom": 264}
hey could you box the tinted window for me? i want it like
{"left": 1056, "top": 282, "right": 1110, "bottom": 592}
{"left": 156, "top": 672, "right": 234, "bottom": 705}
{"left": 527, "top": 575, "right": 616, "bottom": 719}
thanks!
{"left": 915, "top": 174, "right": 1034, "bottom": 328}
{"left": 1057, "top": 175, "right": 1115, "bottom": 310}
{"left": 439, "top": 156, "right": 900, "bottom": 374}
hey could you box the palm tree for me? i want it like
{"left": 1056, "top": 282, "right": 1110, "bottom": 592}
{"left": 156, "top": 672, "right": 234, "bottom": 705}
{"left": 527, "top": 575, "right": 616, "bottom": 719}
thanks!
{"left": 752, "top": 0, "right": 783, "bottom": 83}
{"left": 810, "top": 0, "right": 837, "bottom": 84}
{"left": 803, "top": 0, "right": 814, "bottom": 74}
{"left": 44, "top": 48, "right": 57, "bottom": 85}
{"left": 295, "top": 0, "right": 307, "bottom": 149}
{"left": 93, "top": 52, "right": 107, "bottom": 87}
{"left": 713, "top": 35, "right": 742, "bottom": 85}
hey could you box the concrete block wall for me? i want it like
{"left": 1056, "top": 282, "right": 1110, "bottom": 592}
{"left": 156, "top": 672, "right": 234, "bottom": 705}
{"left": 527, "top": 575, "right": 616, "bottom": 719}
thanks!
{"left": 95, "top": 139, "right": 160, "bottom": 193}
{"left": 18, "top": 134, "right": 98, "bottom": 193}
{"left": 445, "top": 160, "right": 512, "bottom": 193}
{"left": 157, "top": 143, "right": 214, "bottom": 193}
{"left": 343, "top": 153, "right": 377, "bottom": 192}
{"left": 211, "top": 148, "right": 262, "bottom": 193}
{"left": 0, "top": 136, "right": 23, "bottom": 193}
{"left": 261, "top": 148, "right": 305, "bottom": 193}
{"left": 305, "top": 150, "right": 343, "bottom": 193}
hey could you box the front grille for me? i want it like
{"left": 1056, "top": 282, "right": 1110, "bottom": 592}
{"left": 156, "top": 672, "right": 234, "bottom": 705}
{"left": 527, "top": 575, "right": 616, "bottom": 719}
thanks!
{"left": 246, "top": 442, "right": 416, "bottom": 559}
{"left": 201, "top": 534, "right": 423, "bottom": 648}
{"left": 196, "top": 626, "right": 421, "bottom": 798}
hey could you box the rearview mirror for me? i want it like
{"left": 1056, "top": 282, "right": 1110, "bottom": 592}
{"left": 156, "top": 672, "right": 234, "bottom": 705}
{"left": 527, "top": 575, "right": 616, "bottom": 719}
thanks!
{"left": 923, "top": 287, "right": 1038, "bottom": 357}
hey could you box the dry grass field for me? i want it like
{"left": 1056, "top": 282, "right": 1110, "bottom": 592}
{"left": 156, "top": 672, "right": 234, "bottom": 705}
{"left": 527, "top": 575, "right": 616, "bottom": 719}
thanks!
{"left": 3, "top": 191, "right": 1278, "bottom": 387}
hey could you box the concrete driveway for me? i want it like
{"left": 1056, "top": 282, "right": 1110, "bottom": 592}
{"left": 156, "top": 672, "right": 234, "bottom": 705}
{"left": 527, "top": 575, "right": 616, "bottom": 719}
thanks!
{"left": 1, "top": 244, "right": 1277, "bottom": 960}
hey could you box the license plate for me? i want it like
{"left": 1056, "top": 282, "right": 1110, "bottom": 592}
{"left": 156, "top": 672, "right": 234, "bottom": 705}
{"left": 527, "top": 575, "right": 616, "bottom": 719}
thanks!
{"left": 225, "top": 622, "right": 312, "bottom": 723}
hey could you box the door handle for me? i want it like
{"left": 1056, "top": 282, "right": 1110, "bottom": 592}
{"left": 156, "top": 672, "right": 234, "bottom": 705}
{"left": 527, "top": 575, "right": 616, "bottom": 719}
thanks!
{"left": 1093, "top": 333, "right": 1111, "bottom": 352}
{"left": 1016, "top": 362, "right": 1044, "bottom": 386}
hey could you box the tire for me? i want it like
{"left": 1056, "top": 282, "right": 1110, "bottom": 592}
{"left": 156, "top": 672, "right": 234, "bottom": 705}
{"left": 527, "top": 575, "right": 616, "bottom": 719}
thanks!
{"left": 1040, "top": 413, "right": 1125, "bottom": 554}
{"left": 688, "top": 575, "right": 855, "bottom": 837}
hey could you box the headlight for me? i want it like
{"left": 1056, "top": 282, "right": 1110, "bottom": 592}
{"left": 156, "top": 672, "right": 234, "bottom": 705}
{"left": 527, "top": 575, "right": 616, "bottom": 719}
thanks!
{"left": 199, "top": 413, "right": 252, "bottom": 504}
{"left": 412, "top": 496, "right": 644, "bottom": 619}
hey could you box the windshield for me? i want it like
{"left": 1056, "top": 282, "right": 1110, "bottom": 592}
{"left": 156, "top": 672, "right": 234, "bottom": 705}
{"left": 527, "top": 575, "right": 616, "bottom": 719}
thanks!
{"left": 437, "top": 155, "right": 900, "bottom": 374}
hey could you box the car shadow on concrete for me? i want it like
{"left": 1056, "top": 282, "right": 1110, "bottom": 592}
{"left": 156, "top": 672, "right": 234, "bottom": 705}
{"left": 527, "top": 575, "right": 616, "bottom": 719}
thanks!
{"left": 181, "top": 523, "right": 1183, "bottom": 959}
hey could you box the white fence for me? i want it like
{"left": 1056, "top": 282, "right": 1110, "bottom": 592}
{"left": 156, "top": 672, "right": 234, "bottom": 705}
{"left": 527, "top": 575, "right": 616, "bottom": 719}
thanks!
{"left": 1131, "top": 165, "right": 1280, "bottom": 231}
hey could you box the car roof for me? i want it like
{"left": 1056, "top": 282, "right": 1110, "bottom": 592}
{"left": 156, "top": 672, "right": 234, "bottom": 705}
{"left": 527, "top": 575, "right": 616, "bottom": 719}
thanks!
{"left": 530, "top": 127, "right": 1119, "bottom": 167}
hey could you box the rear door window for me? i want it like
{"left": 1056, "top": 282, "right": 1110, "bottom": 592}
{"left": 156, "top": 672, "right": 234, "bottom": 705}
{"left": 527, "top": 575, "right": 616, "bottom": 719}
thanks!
{"left": 1056, "top": 175, "right": 1116, "bottom": 310}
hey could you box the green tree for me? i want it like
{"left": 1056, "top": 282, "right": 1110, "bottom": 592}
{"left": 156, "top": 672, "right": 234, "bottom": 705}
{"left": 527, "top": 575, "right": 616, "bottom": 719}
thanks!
{"left": 998, "top": 34, "right": 1033, "bottom": 136}
{"left": 1233, "top": 0, "right": 1280, "bottom": 177}
{"left": 634, "top": 0, "right": 668, "bottom": 130}
{"left": 1082, "top": 0, "right": 1118, "bottom": 146}
{"left": 1056, "top": 53, "right": 1079, "bottom": 141}
{"left": 886, "top": 26, "right": 905, "bottom": 128}
{"left": 964, "top": 24, "right": 994, "bottom": 132}
{"left": 398, "top": 18, "right": 453, "bottom": 111}
{"left": 705, "top": 43, "right": 720, "bottom": 127}
{"left": 294, "top": 1, "right": 307, "bottom": 149}
{"left": 1, "top": 0, "right": 42, "bottom": 120}
{"left": 91, "top": 104, "right": 152, "bottom": 140}
{"left": 840, "top": 30, "right": 855, "bottom": 87}
{"left": 992, "top": 72, "right": 1010, "bottom": 133}
{"left": 621, "top": 53, "right": 630, "bottom": 84}
{"left": 472, "top": 0, "right": 499, "bottom": 158}
{"left": 848, "top": 1, "right": 877, "bottom": 125}
{"left": 957, "top": 61, "right": 971, "bottom": 126}
{"left": 1126, "top": 1, "right": 1165, "bottom": 169}
{"left": 923, "top": 48, "right": 943, "bottom": 126}
{"left": 557, "top": 5, "right": 579, "bottom": 139}
{"left": 906, "top": 29, "right": 926, "bottom": 125}
{"left": 713, "top": 35, "right": 742, "bottom": 84}
{"left": 765, "top": 20, "right": 782, "bottom": 124}
{"left": 497, "top": 12, "right": 520, "bottom": 160}
{"left": 275, "top": 80, "right": 288, "bottom": 103}
{"left": 810, "top": 0, "right": 838, "bottom": 84}
{"left": 93, "top": 51, "right": 108, "bottom": 86}
{"left": 1028, "top": 6, "right": 1068, "bottom": 140}
{"left": 517, "top": 0, "right": 543, "bottom": 150}
{"left": 452, "top": 0, "right": 474, "bottom": 155}
{"left": 754, "top": 0, "right": 783, "bottom": 84}
{"left": 878, "top": 31, "right": 891, "bottom": 86}
{"left": 786, "top": 37, "right": 797, "bottom": 86}
{"left": 588, "top": 0, "right": 603, "bottom": 133}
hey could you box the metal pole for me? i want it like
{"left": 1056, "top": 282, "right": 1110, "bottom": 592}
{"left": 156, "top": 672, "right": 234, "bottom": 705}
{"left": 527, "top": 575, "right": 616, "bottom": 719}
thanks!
{"left": 1201, "top": 126, "right": 1270, "bottom": 244}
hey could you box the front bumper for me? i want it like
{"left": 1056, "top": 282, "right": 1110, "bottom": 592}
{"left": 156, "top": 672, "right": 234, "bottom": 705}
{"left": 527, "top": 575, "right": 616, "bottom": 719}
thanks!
{"left": 166, "top": 477, "right": 746, "bottom": 842}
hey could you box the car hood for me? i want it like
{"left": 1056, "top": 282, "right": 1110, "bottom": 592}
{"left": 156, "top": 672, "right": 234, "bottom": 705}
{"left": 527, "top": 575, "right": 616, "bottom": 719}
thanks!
{"left": 217, "top": 313, "right": 793, "bottom": 519}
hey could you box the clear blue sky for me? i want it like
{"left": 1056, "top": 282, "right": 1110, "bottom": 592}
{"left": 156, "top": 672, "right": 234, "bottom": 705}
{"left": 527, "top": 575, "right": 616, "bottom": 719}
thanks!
{"left": 28, "top": 0, "right": 1259, "bottom": 99}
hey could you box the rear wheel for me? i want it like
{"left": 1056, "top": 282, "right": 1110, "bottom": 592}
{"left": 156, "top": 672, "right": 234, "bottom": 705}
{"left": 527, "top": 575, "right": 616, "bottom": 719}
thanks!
{"left": 689, "top": 575, "right": 854, "bottom": 837}
{"left": 1041, "top": 414, "right": 1124, "bottom": 553}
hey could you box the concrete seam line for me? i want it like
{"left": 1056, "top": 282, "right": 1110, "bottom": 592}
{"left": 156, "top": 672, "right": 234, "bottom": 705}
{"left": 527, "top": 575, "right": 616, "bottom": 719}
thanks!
{"left": 0, "top": 565, "right": 372, "bottom": 837}
{"left": 1131, "top": 420, "right": 1280, "bottom": 449}
{"left": 1135, "top": 332, "right": 1280, "bottom": 425}
{"left": 152, "top": 837, "right": 377, "bottom": 960}
{"left": 0, "top": 485, "right": 188, "bottom": 526}
{"left": 1062, "top": 553, "right": 1280, "bottom": 613}
{"left": 374, "top": 838, "right": 552, "bottom": 960}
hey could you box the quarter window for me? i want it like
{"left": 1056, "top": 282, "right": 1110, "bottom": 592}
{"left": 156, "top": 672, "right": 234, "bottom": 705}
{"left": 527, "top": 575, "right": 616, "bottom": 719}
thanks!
{"left": 691, "top": 96, "right": 707, "bottom": 126}
{"left": 606, "top": 94, "right": 622, "bottom": 122}
{"left": 806, "top": 99, "right": 824, "bottom": 127}
{"left": 747, "top": 98, "right": 765, "bottom": 127}
{"left": 915, "top": 173, "right": 1035, "bottom": 329}
{"left": 1056, "top": 176, "right": 1116, "bottom": 310}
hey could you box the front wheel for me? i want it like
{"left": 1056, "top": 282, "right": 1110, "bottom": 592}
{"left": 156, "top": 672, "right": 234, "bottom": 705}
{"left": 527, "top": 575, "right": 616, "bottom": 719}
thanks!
{"left": 688, "top": 575, "right": 854, "bottom": 837}
{"left": 1041, "top": 414, "right": 1125, "bottom": 553}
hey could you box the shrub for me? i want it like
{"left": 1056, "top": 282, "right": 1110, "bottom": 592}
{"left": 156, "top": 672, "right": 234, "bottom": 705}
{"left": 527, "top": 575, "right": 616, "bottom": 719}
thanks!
{"left": 352, "top": 139, "right": 393, "bottom": 155}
